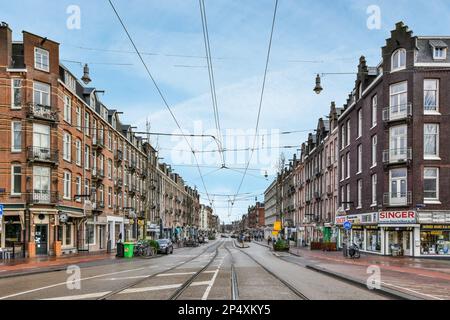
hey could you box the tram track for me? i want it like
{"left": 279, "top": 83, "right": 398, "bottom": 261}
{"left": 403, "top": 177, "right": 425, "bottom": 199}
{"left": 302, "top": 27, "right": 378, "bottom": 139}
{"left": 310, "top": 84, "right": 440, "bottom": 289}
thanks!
{"left": 97, "top": 240, "right": 223, "bottom": 300}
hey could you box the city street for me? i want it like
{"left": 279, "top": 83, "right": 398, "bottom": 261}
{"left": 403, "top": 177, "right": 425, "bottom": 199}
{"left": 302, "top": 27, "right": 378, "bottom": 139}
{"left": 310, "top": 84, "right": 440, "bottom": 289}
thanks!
{"left": 0, "top": 239, "right": 388, "bottom": 300}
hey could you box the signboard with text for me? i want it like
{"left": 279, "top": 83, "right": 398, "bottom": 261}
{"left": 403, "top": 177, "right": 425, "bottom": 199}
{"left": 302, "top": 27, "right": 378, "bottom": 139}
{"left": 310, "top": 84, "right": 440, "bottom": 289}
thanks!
{"left": 379, "top": 211, "right": 416, "bottom": 224}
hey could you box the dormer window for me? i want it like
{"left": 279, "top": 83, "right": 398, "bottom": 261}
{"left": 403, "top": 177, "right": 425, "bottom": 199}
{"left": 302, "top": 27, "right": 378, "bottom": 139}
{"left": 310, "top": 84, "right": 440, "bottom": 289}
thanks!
{"left": 430, "top": 40, "right": 448, "bottom": 60}
{"left": 391, "top": 48, "right": 406, "bottom": 71}
{"left": 34, "top": 47, "right": 49, "bottom": 72}
{"left": 90, "top": 94, "right": 96, "bottom": 108}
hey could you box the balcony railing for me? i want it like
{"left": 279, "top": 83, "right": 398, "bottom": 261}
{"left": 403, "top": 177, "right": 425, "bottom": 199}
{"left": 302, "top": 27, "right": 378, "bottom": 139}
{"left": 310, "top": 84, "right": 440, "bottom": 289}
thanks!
{"left": 114, "top": 150, "right": 123, "bottom": 163}
{"left": 92, "top": 200, "right": 105, "bottom": 213}
{"left": 27, "top": 147, "right": 58, "bottom": 164}
{"left": 382, "top": 148, "right": 412, "bottom": 164}
{"left": 383, "top": 192, "right": 412, "bottom": 207}
{"left": 114, "top": 178, "right": 123, "bottom": 189}
{"left": 128, "top": 160, "right": 137, "bottom": 172}
{"left": 92, "top": 168, "right": 105, "bottom": 181}
{"left": 27, "top": 190, "right": 58, "bottom": 205}
{"left": 92, "top": 136, "right": 105, "bottom": 150}
{"left": 27, "top": 103, "right": 58, "bottom": 122}
{"left": 382, "top": 103, "right": 412, "bottom": 122}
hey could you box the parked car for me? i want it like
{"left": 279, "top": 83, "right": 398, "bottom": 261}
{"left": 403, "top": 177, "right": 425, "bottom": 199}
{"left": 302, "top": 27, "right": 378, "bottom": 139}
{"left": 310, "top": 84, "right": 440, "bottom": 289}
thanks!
{"left": 157, "top": 239, "right": 174, "bottom": 254}
{"left": 221, "top": 234, "right": 229, "bottom": 238}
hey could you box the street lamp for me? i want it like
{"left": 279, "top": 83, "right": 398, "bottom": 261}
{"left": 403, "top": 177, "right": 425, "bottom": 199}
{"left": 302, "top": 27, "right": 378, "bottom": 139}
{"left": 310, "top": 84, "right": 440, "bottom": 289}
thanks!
{"left": 313, "top": 74, "right": 323, "bottom": 94}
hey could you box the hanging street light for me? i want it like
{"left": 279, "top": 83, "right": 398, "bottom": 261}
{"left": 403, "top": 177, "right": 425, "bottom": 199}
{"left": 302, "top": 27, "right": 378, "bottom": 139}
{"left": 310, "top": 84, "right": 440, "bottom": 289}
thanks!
{"left": 313, "top": 74, "right": 323, "bottom": 94}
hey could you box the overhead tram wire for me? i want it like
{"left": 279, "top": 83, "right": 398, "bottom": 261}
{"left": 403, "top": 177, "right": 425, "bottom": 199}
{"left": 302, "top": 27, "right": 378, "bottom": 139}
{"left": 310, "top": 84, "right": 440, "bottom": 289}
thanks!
{"left": 231, "top": 0, "right": 279, "bottom": 210}
{"left": 107, "top": 0, "right": 214, "bottom": 207}
{"left": 199, "top": 0, "right": 225, "bottom": 167}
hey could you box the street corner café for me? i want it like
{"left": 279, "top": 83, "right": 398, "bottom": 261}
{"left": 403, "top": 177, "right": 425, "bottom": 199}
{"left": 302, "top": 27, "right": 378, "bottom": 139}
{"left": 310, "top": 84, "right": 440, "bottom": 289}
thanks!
{"left": 335, "top": 210, "right": 450, "bottom": 257}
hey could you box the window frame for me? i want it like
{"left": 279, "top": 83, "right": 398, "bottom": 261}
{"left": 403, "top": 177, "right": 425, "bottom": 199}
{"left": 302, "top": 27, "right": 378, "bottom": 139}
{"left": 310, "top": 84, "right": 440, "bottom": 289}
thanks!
{"left": 371, "top": 95, "right": 377, "bottom": 128}
{"left": 11, "top": 78, "right": 23, "bottom": 109}
{"left": 424, "top": 123, "right": 440, "bottom": 160}
{"left": 11, "top": 164, "right": 22, "bottom": 196}
{"left": 63, "top": 95, "right": 72, "bottom": 124}
{"left": 63, "top": 132, "right": 72, "bottom": 162}
{"left": 424, "top": 79, "right": 439, "bottom": 114}
{"left": 63, "top": 171, "right": 72, "bottom": 200}
{"left": 11, "top": 121, "right": 22, "bottom": 152}
{"left": 391, "top": 48, "right": 406, "bottom": 72}
{"left": 424, "top": 167, "right": 439, "bottom": 202}
{"left": 34, "top": 47, "right": 50, "bottom": 72}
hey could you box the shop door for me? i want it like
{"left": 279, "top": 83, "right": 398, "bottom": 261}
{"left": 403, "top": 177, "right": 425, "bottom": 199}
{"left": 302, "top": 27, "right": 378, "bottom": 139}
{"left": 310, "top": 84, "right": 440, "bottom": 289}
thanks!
{"left": 403, "top": 231, "right": 412, "bottom": 256}
{"left": 35, "top": 224, "right": 48, "bottom": 255}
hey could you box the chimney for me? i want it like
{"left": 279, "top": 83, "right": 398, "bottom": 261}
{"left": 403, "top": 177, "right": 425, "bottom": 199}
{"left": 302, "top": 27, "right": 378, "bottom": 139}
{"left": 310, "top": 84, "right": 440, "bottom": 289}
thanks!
{"left": 0, "top": 22, "right": 12, "bottom": 67}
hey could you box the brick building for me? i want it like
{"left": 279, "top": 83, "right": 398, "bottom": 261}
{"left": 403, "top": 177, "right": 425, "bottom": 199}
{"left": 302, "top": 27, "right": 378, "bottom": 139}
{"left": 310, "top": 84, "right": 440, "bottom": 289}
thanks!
{"left": 336, "top": 22, "right": 450, "bottom": 257}
{"left": 0, "top": 24, "right": 203, "bottom": 257}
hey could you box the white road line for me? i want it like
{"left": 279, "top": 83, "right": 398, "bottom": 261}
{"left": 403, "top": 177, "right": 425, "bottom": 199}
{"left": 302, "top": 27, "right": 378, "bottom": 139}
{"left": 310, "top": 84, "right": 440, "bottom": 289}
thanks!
{"left": 201, "top": 259, "right": 224, "bottom": 301}
{"left": 0, "top": 267, "right": 146, "bottom": 300}
{"left": 121, "top": 280, "right": 211, "bottom": 294}
{"left": 42, "top": 291, "right": 111, "bottom": 300}
{"left": 381, "top": 281, "right": 444, "bottom": 300}
{"left": 101, "top": 275, "right": 153, "bottom": 281}
{"left": 157, "top": 272, "right": 195, "bottom": 277}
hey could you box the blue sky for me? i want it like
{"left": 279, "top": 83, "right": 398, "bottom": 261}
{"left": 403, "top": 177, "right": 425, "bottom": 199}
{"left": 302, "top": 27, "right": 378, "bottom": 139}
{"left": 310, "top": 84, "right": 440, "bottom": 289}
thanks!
{"left": 3, "top": 0, "right": 450, "bottom": 223}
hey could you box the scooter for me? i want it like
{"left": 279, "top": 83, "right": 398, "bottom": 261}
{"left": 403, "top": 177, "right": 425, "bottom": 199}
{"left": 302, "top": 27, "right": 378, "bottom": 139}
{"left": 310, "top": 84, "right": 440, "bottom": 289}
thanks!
{"left": 348, "top": 243, "right": 361, "bottom": 259}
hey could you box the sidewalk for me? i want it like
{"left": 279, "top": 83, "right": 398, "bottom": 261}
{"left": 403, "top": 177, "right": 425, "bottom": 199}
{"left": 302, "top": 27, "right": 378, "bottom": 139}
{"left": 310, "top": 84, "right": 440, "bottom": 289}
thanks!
{"left": 289, "top": 247, "right": 450, "bottom": 300}
{"left": 0, "top": 252, "right": 119, "bottom": 278}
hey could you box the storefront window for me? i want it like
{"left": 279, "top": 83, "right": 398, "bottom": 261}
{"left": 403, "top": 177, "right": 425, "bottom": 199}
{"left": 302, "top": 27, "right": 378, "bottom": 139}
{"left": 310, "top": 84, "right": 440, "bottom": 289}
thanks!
{"left": 66, "top": 224, "right": 72, "bottom": 246}
{"left": 5, "top": 221, "right": 21, "bottom": 247}
{"left": 352, "top": 229, "right": 364, "bottom": 249}
{"left": 367, "top": 229, "right": 381, "bottom": 252}
{"left": 85, "top": 224, "right": 95, "bottom": 245}
{"left": 421, "top": 230, "right": 450, "bottom": 255}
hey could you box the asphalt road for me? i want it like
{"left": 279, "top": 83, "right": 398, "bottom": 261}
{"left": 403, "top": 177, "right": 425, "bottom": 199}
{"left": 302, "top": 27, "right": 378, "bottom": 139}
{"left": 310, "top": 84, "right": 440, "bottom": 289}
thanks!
{"left": 0, "top": 238, "right": 389, "bottom": 300}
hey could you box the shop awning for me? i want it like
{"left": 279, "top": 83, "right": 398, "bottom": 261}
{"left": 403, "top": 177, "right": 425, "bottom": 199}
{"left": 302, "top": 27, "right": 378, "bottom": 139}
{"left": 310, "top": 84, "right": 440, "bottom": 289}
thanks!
{"left": 379, "top": 224, "right": 420, "bottom": 228}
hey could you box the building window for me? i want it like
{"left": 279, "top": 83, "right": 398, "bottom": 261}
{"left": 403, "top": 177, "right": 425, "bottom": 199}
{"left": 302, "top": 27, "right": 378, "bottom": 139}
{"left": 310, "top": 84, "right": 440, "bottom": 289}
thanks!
{"left": 75, "top": 139, "right": 82, "bottom": 166}
{"left": 63, "top": 132, "right": 71, "bottom": 162}
{"left": 108, "top": 131, "right": 112, "bottom": 150}
{"left": 346, "top": 184, "right": 350, "bottom": 210}
{"left": 11, "top": 165, "right": 22, "bottom": 196}
{"left": 433, "top": 47, "right": 447, "bottom": 60}
{"left": 108, "top": 159, "right": 112, "bottom": 179}
{"left": 372, "top": 135, "right": 377, "bottom": 167}
{"left": 33, "top": 82, "right": 50, "bottom": 106}
{"left": 357, "top": 179, "right": 362, "bottom": 208}
{"left": 424, "top": 79, "right": 439, "bottom": 113}
{"left": 391, "top": 48, "right": 406, "bottom": 71}
{"left": 340, "top": 156, "right": 345, "bottom": 181}
{"left": 424, "top": 124, "right": 439, "bottom": 159}
{"left": 357, "top": 145, "right": 362, "bottom": 174}
{"left": 64, "top": 70, "right": 76, "bottom": 91}
{"left": 11, "top": 121, "right": 22, "bottom": 152}
{"left": 372, "top": 95, "right": 377, "bottom": 128}
{"left": 75, "top": 176, "right": 82, "bottom": 202}
{"left": 424, "top": 168, "right": 439, "bottom": 201}
{"left": 389, "top": 125, "right": 408, "bottom": 161}
{"left": 346, "top": 153, "right": 350, "bottom": 179}
{"left": 371, "top": 174, "right": 377, "bottom": 206}
{"left": 63, "top": 171, "right": 71, "bottom": 200}
{"left": 11, "top": 79, "right": 22, "bottom": 109}
{"left": 84, "top": 112, "right": 90, "bottom": 136}
{"left": 34, "top": 47, "right": 49, "bottom": 72}
{"left": 389, "top": 168, "right": 408, "bottom": 206}
{"left": 85, "top": 224, "right": 95, "bottom": 245}
{"left": 63, "top": 95, "right": 71, "bottom": 123}
{"left": 33, "top": 166, "right": 50, "bottom": 200}
{"left": 76, "top": 106, "right": 81, "bottom": 130}
{"left": 340, "top": 125, "right": 345, "bottom": 150}
{"left": 389, "top": 82, "right": 408, "bottom": 119}
{"left": 346, "top": 120, "right": 351, "bottom": 146}
{"left": 108, "top": 187, "right": 112, "bottom": 207}
{"left": 84, "top": 179, "right": 90, "bottom": 202}
{"left": 357, "top": 109, "right": 362, "bottom": 138}
{"left": 85, "top": 145, "right": 90, "bottom": 169}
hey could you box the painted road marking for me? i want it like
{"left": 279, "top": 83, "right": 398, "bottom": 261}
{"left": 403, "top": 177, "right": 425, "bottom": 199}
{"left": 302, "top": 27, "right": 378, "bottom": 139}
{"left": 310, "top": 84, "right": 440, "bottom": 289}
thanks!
{"left": 43, "top": 291, "right": 111, "bottom": 300}
{"left": 0, "top": 267, "right": 146, "bottom": 300}
{"left": 381, "top": 281, "right": 443, "bottom": 300}
{"left": 121, "top": 280, "right": 211, "bottom": 294}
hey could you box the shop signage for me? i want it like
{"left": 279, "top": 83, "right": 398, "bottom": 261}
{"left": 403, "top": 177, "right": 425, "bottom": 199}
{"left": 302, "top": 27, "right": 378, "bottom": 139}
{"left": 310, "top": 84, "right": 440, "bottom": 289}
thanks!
{"left": 273, "top": 221, "right": 282, "bottom": 231}
{"left": 379, "top": 211, "right": 416, "bottom": 224}
{"left": 421, "top": 224, "right": 450, "bottom": 231}
{"left": 335, "top": 212, "right": 378, "bottom": 226}
{"left": 0, "top": 204, "right": 3, "bottom": 216}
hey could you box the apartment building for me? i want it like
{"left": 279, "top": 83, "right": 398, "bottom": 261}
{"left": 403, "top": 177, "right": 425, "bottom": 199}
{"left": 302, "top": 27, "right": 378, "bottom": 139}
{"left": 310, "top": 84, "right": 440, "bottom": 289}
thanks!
{"left": 336, "top": 22, "right": 450, "bottom": 257}
{"left": 0, "top": 24, "right": 203, "bottom": 257}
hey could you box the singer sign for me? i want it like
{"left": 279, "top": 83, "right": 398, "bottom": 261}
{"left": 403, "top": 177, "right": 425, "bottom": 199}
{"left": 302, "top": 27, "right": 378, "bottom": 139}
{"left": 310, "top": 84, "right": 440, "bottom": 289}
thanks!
{"left": 379, "top": 211, "right": 417, "bottom": 224}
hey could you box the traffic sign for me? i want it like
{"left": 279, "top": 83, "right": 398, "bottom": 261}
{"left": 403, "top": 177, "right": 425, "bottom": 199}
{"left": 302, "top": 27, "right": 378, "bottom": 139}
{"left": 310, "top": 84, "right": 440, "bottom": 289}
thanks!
{"left": 343, "top": 221, "right": 352, "bottom": 230}
{"left": 0, "top": 204, "right": 3, "bottom": 216}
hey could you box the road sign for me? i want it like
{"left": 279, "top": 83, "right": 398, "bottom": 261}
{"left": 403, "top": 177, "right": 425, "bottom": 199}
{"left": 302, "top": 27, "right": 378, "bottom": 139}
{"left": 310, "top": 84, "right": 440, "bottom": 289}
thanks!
{"left": 0, "top": 204, "right": 3, "bottom": 216}
{"left": 343, "top": 221, "right": 352, "bottom": 230}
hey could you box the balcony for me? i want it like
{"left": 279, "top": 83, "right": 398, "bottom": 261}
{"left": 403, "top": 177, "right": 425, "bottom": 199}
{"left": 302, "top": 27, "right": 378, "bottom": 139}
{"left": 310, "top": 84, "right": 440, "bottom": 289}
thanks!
{"left": 140, "top": 169, "right": 148, "bottom": 179}
{"left": 382, "top": 103, "right": 412, "bottom": 123}
{"left": 27, "top": 147, "right": 58, "bottom": 165}
{"left": 127, "top": 160, "right": 137, "bottom": 173}
{"left": 92, "top": 136, "right": 105, "bottom": 150}
{"left": 27, "top": 190, "right": 58, "bottom": 205}
{"left": 327, "top": 156, "right": 333, "bottom": 169}
{"left": 114, "top": 178, "right": 123, "bottom": 190}
{"left": 129, "top": 184, "right": 138, "bottom": 196}
{"left": 383, "top": 192, "right": 412, "bottom": 207}
{"left": 382, "top": 148, "right": 412, "bottom": 165}
{"left": 27, "top": 103, "right": 58, "bottom": 122}
{"left": 92, "top": 200, "right": 105, "bottom": 214}
{"left": 314, "top": 192, "right": 321, "bottom": 200}
{"left": 114, "top": 150, "right": 123, "bottom": 163}
{"left": 92, "top": 168, "right": 105, "bottom": 182}
{"left": 314, "top": 167, "right": 322, "bottom": 177}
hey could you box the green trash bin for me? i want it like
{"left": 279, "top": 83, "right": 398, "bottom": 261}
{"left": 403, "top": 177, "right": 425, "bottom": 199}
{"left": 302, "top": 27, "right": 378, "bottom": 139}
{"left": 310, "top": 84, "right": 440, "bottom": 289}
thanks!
{"left": 124, "top": 242, "right": 135, "bottom": 258}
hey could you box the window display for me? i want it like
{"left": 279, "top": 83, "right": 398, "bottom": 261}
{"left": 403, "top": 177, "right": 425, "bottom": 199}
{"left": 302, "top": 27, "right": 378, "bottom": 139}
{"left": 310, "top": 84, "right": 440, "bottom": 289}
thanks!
{"left": 421, "top": 229, "right": 450, "bottom": 255}
{"left": 367, "top": 229, "right": 381, "bottom": 252}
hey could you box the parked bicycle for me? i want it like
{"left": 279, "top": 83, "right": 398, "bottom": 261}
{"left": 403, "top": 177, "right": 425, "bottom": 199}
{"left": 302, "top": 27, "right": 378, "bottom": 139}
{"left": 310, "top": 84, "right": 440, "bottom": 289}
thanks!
{"left": 134, "top": 240, "right": 157, "bottom": 257}
{"left": 348, "top": 243, "right": 361, "bottom": 259}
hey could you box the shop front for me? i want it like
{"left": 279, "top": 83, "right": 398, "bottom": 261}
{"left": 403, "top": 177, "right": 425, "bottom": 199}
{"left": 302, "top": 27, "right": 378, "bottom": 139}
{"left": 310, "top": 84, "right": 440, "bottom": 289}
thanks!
{"left": 30, "top": 208, "right": 59, "bottom": 257}
{"left": 107, "top": 215, "right": 124, "bottom": 250}
{"left": 1, "top": 209, "right": 25, "bottom": 258}
{"left": 418, "top": 211, "right": 450, "bottom": 257}
{"left": 379, "top": 210, "right": 419, "bottom": 257}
